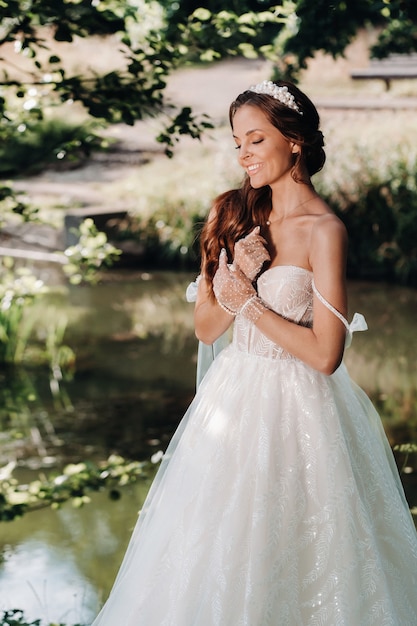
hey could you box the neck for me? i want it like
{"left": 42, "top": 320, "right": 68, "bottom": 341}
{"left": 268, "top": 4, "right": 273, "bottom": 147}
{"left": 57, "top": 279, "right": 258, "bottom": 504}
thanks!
{"left": 268, "top": 182, "right": 316, "bottom": 224}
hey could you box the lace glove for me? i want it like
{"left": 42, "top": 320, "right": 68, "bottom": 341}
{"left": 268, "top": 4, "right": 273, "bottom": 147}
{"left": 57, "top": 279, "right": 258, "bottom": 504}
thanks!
{"left": 233, "top": 226, "right": 270, "bottom": 280}
{"left": 213, "top": 249, "right": 267, "bottom": 324}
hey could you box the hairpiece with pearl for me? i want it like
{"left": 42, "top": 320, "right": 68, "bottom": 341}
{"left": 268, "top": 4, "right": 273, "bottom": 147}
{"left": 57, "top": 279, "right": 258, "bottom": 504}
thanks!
{"left": 248, "top": 80, "right": 302, "bottom": 115}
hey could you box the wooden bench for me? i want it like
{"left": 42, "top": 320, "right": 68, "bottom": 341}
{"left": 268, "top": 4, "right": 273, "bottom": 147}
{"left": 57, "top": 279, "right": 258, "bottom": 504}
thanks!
{"left": 351, "top": 53, "right": 417, "bottom": 90}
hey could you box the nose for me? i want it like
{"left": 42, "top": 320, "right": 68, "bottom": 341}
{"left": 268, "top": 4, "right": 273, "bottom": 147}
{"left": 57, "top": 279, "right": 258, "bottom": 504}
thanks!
{"left": 239, "top": 142, "right": 252, "bottom": 162}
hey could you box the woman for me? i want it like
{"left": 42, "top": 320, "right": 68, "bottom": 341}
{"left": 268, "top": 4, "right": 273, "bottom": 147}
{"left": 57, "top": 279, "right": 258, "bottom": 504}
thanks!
{"left": 92, "top": 80, "right": 417, "bottom": 625}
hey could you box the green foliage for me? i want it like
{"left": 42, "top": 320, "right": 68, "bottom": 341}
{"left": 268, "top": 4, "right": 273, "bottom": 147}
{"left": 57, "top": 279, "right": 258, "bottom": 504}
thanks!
{"left": 0, "top": 258, "right": 47, "bottom": 363}
{"left": 0, "top": 455, "right": 153, "bottom": 521}
{"left": 0, "top": 0, "right": 246, "bottom": 149}
{"left": 0, "top": 214, "right": 121, "bottom": 365}
{"left": 0, "top": 256, "right": 76, "bottom": 369}
{"left": 116, "top": 206, "right": 203, "bottom": 269}
{"left": 371, "top": 0, "right": 417, "bottom": 57}
{"left": 0, "top": 608, "right": 83, "bottom": 625}
{"left": 156, "top": 107, "right": 213, "bottom": 158}
{"left": 0, "top": 365, "right": 64, "bottom": 464}
{"left": 167, "top": 5, "right": 292, "bottom": 65}
{"left": 277, "top": 1, "right": 417, "bottom": 78}
{"left": 323, "top": 154, "right": 417, "bottom": 286}
{"left": 0, "top": 117, "right": 108, "bottom": 176}
{"left": 394, "top": 441, "right": 417, "bottom": 474}
{"left": 63, "top": 218, "right": 122, "bottom": 284}
{"left": 0, "top": 610, "right": 41, "bottom": 626}
{"left": 0, "top": 186, "right": 38, "bottom": 224}
{"left": 282, "top": 0, "right": 375, "bottom": 73}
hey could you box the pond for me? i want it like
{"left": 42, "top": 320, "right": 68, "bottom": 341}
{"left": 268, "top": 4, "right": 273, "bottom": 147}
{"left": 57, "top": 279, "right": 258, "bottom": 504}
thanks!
{"left": 1, "top": 271, "right": 417, "bottom": 625}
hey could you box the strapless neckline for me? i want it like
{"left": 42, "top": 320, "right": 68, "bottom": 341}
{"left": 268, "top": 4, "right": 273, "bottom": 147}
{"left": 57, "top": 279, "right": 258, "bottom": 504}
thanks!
{"left": 260, "top": 264, "right": 313, "bottom": 280}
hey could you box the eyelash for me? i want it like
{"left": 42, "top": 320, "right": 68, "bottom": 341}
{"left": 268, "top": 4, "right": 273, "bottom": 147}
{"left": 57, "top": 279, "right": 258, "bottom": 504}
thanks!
{"left": 234, "top": 139, "right": 263, "bottom": 150}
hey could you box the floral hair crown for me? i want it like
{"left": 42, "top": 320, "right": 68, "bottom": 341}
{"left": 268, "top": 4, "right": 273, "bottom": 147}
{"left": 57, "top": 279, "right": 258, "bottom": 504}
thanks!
{"left": 248, "top": 80, "right": 302, "bottom": 115}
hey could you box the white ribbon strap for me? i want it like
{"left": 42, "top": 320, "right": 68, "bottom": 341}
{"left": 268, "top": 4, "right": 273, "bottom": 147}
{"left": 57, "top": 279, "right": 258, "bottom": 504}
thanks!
{"left": 312, "top": 279, "right": 368, "bottom": 348}
{"left": 345, "top": 311, "right": 368, "bottom": 348}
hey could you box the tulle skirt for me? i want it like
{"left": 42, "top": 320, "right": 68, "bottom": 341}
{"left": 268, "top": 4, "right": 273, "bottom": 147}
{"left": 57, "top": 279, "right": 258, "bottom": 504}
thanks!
{"left": 92, "top": 345, "right": 417, "bottom": 625}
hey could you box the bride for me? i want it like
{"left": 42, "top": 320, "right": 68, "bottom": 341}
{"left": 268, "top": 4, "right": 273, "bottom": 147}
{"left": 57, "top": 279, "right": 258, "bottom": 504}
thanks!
{"left": 92, "top": 79, "right": 417, "bottom": 625}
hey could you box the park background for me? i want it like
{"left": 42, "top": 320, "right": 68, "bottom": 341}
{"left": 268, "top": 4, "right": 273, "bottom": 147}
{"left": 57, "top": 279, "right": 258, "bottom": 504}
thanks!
{"left": 1, "top": 2, "right": 417, "bottom": 624}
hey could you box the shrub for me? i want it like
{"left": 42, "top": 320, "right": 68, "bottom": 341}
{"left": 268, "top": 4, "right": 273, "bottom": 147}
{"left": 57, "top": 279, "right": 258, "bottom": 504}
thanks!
{"left": 0, "top": 609, "right": 84, "bottom": 625}
{"left": 116, "top": 204, "right": 204, "bottom": 270}
{"left": 321, "top": 154, "right": 417, "bottom": 286}
{"left": 0, "top": 117, "right": 107, "bottom": 176}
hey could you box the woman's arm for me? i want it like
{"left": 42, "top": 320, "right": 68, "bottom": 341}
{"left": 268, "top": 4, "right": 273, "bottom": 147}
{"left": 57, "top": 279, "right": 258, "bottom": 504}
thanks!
{"left": 194, "top": 275, "right": 235, "bottom": 344}
{"left": 194, "top": 203, "right": 233, "bottom": 345}
{"left": 254, "top": 215, "right": 348, "bottom": 375}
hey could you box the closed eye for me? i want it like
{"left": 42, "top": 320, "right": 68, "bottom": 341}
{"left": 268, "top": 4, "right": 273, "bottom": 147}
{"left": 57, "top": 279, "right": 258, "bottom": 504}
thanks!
{"left": 235, "top": 138, "right": 263, "bottom": 150}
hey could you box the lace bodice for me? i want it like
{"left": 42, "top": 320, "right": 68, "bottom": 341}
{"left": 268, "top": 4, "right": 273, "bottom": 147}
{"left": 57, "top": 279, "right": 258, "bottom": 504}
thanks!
{"left": 186, "top": 266, "right": 367, "bottom": 378}
{"left": 233, "top": 265, "right": 313, "bottom": 360}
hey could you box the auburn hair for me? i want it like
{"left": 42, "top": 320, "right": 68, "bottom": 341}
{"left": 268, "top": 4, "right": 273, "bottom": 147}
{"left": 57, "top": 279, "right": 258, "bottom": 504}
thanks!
{"left": 199, "top": 80, "right": 325, "bottom": 297}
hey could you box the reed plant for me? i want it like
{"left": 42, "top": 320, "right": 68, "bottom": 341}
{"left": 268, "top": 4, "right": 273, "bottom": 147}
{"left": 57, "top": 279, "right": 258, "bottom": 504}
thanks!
{"left": 0, "top": 259, "right": 46, "bottom": 364}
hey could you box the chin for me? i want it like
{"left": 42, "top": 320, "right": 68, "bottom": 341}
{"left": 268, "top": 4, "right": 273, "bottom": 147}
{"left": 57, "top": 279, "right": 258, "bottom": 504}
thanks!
{"left": 249, "top": 179, "right": 266, "bottom": 189}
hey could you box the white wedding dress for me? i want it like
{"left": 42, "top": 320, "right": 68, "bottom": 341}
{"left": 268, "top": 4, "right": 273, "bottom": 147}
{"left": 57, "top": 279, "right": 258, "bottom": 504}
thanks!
{"left": 92, "top": 266, "right": 417, "bottom": 626}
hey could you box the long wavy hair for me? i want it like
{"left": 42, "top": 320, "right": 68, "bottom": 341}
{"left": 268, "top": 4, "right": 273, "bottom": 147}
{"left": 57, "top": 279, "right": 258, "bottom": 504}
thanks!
{"left": 199, "top": 80, "right": 326, "bottom": 297}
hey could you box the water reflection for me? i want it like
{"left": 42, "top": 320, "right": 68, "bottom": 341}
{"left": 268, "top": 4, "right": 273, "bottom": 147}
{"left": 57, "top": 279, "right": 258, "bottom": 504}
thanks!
{"left": 0, "top": 271, "right": 199, "bottom": 469}
{"left": 0, "top": 484, "right": 154, "bottom": 624}
{"left": 0, "top": 271, "right": 416, "bottom": 624}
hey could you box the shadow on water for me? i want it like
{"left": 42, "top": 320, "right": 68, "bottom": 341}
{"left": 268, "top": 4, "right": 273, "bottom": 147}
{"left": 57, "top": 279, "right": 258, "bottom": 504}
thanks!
{"left": 0, "top": 270, "right": 417, "bottom": 624}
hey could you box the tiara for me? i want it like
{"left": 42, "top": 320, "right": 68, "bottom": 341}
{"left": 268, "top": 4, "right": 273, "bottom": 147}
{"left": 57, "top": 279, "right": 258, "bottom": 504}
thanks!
{"left": 248, "top": 80, "right": 302, "bottom": 114}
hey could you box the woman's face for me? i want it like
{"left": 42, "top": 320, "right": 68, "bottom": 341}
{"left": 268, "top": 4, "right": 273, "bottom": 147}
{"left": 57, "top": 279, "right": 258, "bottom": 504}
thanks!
{"left": 232, "top": 104, "right": 296, "bottom": 189}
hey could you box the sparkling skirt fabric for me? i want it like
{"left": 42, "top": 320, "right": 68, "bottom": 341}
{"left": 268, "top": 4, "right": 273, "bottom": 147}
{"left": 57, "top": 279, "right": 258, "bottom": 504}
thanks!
{"left": 92, "top": 267, "right": 417, "bottom": 625}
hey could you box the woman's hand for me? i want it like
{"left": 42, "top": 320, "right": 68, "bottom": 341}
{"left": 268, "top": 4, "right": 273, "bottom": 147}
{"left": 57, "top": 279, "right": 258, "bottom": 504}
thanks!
{"left": 213, "top": 249, "right": 267, "bottom": 323}
{"left": 233, "top": 226, "right": 270, "bottom": 280}
{"left": 194, "top": 235, "right": 269, "bottom": 345}
{"left": 213, "top": 249, "right": 256, "bottom": 314}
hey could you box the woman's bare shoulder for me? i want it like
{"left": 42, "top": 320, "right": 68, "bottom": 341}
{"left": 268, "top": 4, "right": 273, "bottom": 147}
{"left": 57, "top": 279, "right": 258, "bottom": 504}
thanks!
{"left": 308, "top": 208, "right": 348, "bottom": 270}
{"left": 311, "top": 207, "right": 347, "bottom": 240}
